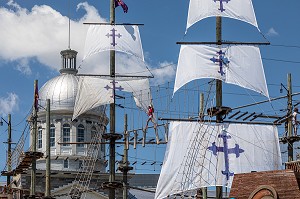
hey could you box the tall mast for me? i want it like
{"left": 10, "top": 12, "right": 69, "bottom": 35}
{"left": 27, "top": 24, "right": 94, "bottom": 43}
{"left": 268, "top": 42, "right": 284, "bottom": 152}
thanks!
{"left": 102, "top": 1, "right": 124, "bottom": 196}
{"left": 215, "top": 16, "right": 223, "bottom": 199}
{"left": 108, "top": 1, "right": 118, "bottom": 198}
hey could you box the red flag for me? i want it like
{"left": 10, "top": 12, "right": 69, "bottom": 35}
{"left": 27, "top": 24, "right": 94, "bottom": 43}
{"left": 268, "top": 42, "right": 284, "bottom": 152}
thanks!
{"left": 34, "top": 82, "right": 39, "bottom": 111}
{"left": 115, "top": 0, "right": 128, "bottom": 13}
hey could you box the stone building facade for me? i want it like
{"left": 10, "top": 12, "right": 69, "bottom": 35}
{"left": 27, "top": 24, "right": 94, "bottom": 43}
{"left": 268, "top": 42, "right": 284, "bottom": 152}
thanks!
{"left": 13, "top": 49, "right": 110, "bottom": 198}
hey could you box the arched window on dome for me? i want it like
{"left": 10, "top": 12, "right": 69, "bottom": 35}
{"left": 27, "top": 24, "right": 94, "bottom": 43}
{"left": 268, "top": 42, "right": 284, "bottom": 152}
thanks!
{"left": 77, "top": 124, "right": 85, "bottom": 147}
{"left": 50, "top": 124, "right": 55, "bottom": 147}
{"left": 62, "top": 124, "right": 70, "bottom": 146}
{"left": 38, "top": 127, "right": 42, "bottom": 149}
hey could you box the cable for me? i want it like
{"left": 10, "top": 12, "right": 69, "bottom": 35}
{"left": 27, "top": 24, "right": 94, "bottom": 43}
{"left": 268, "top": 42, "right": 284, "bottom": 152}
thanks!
{"left": 270, "top": 44, "right": 300, "bottom": 49}
{"left": 263, "top": 58, "right": 300, "bottom": 64}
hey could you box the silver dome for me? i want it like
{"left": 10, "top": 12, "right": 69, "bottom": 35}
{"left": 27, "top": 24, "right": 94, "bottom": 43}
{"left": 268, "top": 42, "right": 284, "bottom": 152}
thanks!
{"left": 38, "top": 49, "right": 105, "bottom": 115}
{"left": 39, "top": 73, "right": 78, "bottom": 111}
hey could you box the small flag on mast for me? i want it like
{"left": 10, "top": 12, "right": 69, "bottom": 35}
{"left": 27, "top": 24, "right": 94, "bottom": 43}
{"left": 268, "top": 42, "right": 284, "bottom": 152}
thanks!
{"left": 115, "top": 0, "right": 128, "bottom": 13}
{"left": 34, "top": 82, "right": 39, "bottom": 111}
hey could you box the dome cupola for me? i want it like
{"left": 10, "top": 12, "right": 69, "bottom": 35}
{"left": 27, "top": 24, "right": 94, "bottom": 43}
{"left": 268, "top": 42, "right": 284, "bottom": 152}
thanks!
{"left": 59, "top": 49, "right": 78, "bottom": 75}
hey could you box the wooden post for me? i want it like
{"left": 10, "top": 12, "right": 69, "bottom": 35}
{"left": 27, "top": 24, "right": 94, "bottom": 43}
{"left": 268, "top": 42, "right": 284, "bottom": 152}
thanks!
{"left": 154, "top": 127, "right": 160, "bottom": 144}
{"left": 164, "top": 123, "right": 169, "bottom": 142}
{"left": 134, "top": 131, "right": 137, "bottom": 149}
{"left": 30, "top": 80, "right": 38, "bottom": 199}
{"left": 199, "top": 93, "right": 204, "bottom": 120}
{"left": 202, "top": 187, "right": 207, "bottom": 199}
{"left": 7, "top": 114, "right": 12, "bottom": 194}
{"left": 142, "top": 129, "right": 146, "bottom": 147}
{"left": 199, "top": 92, "right": 207, "bottom": 198}
{"left": 287, "top": 73, "right": 293, "bottom": 161}
{"left": 126, "top": 131, "right": 130, "bottom": 150}
{"left": 123, "top": 114, "right": 128, "bottom": 199}
{"left": 45, "top": 99, "right": 51, "bottom": 197}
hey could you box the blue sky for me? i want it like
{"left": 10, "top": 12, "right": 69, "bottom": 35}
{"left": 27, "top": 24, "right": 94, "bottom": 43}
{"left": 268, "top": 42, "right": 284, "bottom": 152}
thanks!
{"left": 0, "top": 0, "right": 300, "bottom": 181}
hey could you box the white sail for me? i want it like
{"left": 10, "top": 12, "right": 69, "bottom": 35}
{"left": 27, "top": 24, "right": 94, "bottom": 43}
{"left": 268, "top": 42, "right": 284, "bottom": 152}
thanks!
{"left": 155, "top": 122, "right": 282, "bottom": 199}
{"left": 83, "top": 25, "right": 144, "bottom": 61}
{"left": 173, "top": 45, "right": 269, "bottom": 98}
{"left": 187, "top": 0, "right": 259, "bottom": 32}
{"left": 72, "top": 77, "right": 151, "bottom": 120}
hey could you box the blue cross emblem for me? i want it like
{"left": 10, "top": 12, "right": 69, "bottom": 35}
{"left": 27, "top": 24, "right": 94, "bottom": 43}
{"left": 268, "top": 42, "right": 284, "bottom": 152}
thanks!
{"left": 104, "top": 80, "right": 124, "bottom": 98}
{"left": 106, "top": 28, "right": 122, "bottom": 47}
{"left": 208, "top": 130, "right": 244, "bottom": 180}
{"left": 213, "top": 0, "right": 231, "bottom": 12}
{"left": 210, "top": 50, "right": 230, "bottom": 76}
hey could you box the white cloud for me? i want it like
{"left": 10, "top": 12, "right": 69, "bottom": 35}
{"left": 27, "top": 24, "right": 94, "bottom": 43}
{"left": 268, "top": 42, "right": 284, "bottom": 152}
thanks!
{"left": 0, "top": 93, "right": 19, "bottom": 116}
{"left": 15, "top": 58, "right": 32, "bottom": 75}
{"left": 266, "top": 27, "right": 279, "bottom": 36}
{"left": 0, "top": 1, "right": 176, "bottom": 85}
{"left": 151, "top": 61, "right": 176, "bottom": 85}
{"left": 0, "top": 1, "right": 106, "bottom": 72}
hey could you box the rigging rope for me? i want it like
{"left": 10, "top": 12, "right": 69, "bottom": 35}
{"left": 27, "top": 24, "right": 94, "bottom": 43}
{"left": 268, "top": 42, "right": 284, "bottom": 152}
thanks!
{"left": 67, "top": 106, "right": 107, "bottom": 199}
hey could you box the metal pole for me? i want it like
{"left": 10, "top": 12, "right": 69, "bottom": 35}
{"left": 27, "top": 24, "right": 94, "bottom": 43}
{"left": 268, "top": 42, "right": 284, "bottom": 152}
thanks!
{"left": 109, "top": 0, "right": 116, "bottom": 198}
{"left": 123, "top": 114, "right": 128, "bottom": 199}
{"left": 7, "top": 114, "right": 11, "bottom": 193}
{"left": 30, "top": 80, "right": 38, "bottom": 198}
{"left": 215, "top": 16, "right": 223, "bottom": 199}
{"left": 287, "top": 73, "right": 293, "bottom": 161}
{"left": 45, "top": 99, "right": 51, "bottom": 197}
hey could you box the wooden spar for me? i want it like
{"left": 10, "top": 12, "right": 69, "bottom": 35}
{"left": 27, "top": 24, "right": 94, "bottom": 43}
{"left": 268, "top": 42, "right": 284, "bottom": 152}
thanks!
{"left": 57, "top": 141, "right": 168, "bottom": 145}
{"left": 158, "top": 117, "right": 280, "bottom": 126}
{"left": 76, "top": 74, "right": 154, "bottom": 78}
{"left": 83, "top": 22, "right": 144, "bottom": 26}
{"left": 176, "top": 41, "right": 270, "bottom": 45}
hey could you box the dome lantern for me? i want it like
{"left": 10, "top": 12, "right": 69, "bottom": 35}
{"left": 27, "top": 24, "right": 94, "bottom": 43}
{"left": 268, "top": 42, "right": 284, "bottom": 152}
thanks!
{"left": 59, "top": 49, "right": 78, "bottom": 75}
